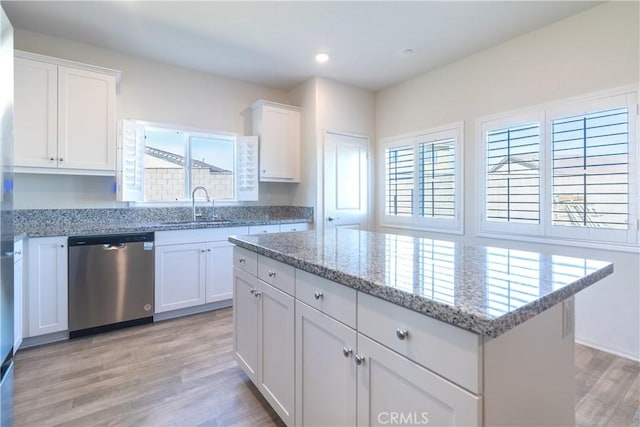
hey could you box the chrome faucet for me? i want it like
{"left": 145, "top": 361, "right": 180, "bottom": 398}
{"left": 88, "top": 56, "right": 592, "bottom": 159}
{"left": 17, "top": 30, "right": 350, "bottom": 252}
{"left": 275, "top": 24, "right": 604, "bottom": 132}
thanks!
{"left": 191, "top": 186, "right": 210, "bottom": 221}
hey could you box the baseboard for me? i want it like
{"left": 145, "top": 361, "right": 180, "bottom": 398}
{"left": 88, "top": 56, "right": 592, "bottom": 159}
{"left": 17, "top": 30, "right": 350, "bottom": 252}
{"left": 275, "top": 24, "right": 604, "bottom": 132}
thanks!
{"left": 21, "top": 331, "right": 69, "bottom": 350}
{"left": 153, "top": 299, "right": 232, "bottom": 322}
{"left": 575, "top": 338, "right": 640, "bottom": 362}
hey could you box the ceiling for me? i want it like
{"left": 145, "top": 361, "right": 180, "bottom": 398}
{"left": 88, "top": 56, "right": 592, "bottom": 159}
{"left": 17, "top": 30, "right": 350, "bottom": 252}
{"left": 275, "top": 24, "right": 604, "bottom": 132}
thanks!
{"left": 3, "top": 1, "right": 600, "bottom": 91}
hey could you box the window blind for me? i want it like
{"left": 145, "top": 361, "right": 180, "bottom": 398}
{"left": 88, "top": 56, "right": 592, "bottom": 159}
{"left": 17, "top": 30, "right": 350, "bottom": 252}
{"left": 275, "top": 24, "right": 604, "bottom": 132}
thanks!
{"left": 385, "top": 145, "right": 414, "bottom": 216}
{"left": 418, "top": 138, "right": 455, "bottom": 219}
{"left": 486, "top": 123, "right": 540, "bottom": 224}
{"left": 552, "top": 107, "right": 629, "bottom": 229}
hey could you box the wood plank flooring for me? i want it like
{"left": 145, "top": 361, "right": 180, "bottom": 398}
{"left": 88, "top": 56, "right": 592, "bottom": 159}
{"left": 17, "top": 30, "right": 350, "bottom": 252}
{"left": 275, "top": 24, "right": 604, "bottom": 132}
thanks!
{"left": 13, "top": 308, "right": 639, "bottom": 426}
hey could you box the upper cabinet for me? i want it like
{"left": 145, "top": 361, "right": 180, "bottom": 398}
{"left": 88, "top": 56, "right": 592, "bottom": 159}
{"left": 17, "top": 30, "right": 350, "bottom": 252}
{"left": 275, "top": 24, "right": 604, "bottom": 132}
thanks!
{"left": 251, "top": 100, "right": 301, "bottom": 183}
{"left": 14, "top": 51, "right": 119, "bottom": 175}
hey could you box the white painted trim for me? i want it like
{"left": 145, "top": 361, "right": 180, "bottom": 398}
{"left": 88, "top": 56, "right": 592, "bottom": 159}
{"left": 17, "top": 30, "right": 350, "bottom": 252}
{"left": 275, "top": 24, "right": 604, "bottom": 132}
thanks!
{"left": 477, "top": 232, "right": 640, "bottom": 254}
{"left": 251, "top": 99, "right": 301, "bottom": 111}
{"left": 15, "top": 49, "right": 122, "bottom": 88}
{"left": 153, "top": 299, "right": 232, "bottom": 322}
{"left": 379, "top": 121, "right": 464, "bottom": 234}
{"left": 575, "top": 338, "right": 640, "bottom": 363}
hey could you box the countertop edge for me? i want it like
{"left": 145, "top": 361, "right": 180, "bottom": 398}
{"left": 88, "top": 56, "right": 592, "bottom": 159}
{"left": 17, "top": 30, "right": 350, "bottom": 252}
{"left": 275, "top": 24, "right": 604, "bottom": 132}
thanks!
{"left": 229, "top": 236, "right": 614, "bottom": 338}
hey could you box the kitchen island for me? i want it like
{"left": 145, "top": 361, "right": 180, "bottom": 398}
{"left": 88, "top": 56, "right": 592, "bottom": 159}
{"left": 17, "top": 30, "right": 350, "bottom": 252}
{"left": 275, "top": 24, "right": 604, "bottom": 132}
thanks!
{"left": 230, "top": 229, "right": 613, "bottom": 426}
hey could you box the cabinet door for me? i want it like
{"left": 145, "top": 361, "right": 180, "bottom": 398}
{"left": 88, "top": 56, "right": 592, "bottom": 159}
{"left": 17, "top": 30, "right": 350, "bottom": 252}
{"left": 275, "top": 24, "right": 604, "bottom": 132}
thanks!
{"left": 356, "top": 334, "right": 481, "bottom": 427}
{"left": 296, "top": 301, "right": 357, "bottom": 427}
{"left": 154, "top": 243, "right": 206, "bottom": 313}
{"left": 13, "top": 242, "right": 23, "bottom": 353}
{"left": 57, "top": 66, "right": 116, "bottom": 171}
{"left": 14, "top": 57, "right": 58, "bottom": 168}
{"left": 258, "top": 281, "right": 295, "bottom": 426}
{"left": 205, "top": 240, "right": 234, "bottom": 303}
{"left": 26, "top": 237, "right": 68, "bottom": 337}
{"left": 233, "top": 267, "right": 259, "bottom": 383}
{"left": 258, "top": 105, "right": 300, "bottom": 182}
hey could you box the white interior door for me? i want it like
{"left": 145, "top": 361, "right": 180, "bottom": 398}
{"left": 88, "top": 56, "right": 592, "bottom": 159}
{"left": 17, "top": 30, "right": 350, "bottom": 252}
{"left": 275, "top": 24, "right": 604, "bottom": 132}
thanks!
{"left": 324, "top": 132, "right": 369, "bottom": 230}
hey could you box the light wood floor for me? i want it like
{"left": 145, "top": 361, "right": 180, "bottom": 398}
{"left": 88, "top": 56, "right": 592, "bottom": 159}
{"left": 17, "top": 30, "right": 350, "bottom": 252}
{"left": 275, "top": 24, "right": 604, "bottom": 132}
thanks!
{"left": 13, "top": 308, "right": 639, "bottom": 427}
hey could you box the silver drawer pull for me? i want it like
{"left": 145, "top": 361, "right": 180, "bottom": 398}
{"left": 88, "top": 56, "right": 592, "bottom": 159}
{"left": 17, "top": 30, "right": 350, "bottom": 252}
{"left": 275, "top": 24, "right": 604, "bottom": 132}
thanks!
{"left": 239, "top": 257, "right": 246, "bottom": 263}
{"left": 342, "top": 347, "right": 352, "bottom": 358}
{"left": 354, "top": 355, "right": 365, "bottom": 365}
{"left": 268, "top": 271, "right": 276, "bottom": 278}
{"left": 396, "top": 328, "right": 409, "bottom": 340}
{"left": 314, "top": 291, "right": 323, "bottom": 300}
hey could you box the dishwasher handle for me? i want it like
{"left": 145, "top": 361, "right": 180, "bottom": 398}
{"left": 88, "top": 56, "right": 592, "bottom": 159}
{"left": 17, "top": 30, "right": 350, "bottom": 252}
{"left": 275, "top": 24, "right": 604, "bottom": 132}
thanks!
{"left": 102, "top": 243, "right": 127, "bottom": 250}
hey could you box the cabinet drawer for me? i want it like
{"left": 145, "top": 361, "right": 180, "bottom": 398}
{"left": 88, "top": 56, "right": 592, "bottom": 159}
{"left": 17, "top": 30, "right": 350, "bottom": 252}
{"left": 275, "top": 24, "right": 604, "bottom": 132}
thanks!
{"left": 296, "top": 270, "right": 356, "bottom": 328}
{"left": 358, "top": 292, "right": 482, "bottom": 394}
{"left": 156, "top": 227, "right": 248, "bottom": 246}
{"left": 249, "top": 224, "right": 280, "bottom": 235}
{"left": 258, "top": 255, "right": 294, "bottom": 296}
{"left": 234, "top": 246, "right": 258, "bottom": 276}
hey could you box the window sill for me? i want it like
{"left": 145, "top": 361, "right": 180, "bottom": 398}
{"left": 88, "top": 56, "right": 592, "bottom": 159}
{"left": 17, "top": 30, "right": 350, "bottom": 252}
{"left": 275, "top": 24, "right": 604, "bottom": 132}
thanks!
{"left": 476, "top": 232, "right": 640, "bottom": 254}
{"left": 379, "top": 222, "right": 464, "bottom": 236}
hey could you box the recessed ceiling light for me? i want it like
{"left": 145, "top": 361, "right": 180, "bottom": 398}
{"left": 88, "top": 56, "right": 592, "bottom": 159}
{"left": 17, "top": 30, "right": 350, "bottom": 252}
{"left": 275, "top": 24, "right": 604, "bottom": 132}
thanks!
{"left": 402, "top": 49, "right": 414, "bottom": 55}
{"left": 315, "top": 53, "right": 330, "bottom": 63}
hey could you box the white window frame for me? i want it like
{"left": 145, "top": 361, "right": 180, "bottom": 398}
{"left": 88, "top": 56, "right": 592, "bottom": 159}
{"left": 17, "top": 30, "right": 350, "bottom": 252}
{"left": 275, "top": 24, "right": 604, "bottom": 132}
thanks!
{"left": 380, "top": 122, "right": 464, "bottom": 234}
{"left": 478, "top": 85, "right": 639, "bottom": 250}
{"left": 117, "top": 119, "right": 259, "bottom": 204}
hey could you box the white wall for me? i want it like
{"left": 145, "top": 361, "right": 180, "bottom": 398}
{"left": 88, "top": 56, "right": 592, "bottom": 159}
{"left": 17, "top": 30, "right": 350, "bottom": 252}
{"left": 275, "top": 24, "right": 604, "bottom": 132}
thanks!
{"left": 375, "top": 2, "right": 640, "bottom": 360}
{"left": 13, "top": 29, "right": 294, "bottom": 208}
{"left": 290, "top": 77, "right": 376, "bottom": 228}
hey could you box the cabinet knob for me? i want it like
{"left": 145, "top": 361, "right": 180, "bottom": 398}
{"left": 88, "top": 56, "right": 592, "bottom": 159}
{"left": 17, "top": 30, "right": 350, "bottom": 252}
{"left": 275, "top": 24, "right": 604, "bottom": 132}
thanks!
{"left": 396, "top": 328, "right": 409, "bottom": 340}
{"left": 14, "top": 251, "right": 21, "bottom": 255}
{"left": 60, "top": 244, "right": 65, "bottom": 248}
{"left": 201, "top": 249, "right": 206, "bottom": 253}
{"left": 250, "top": 289, "right": 256, "bottom": 295}
{"left": 59, "top": 158, "right": 63, "bottom": 162}
{"left": 268, "top": 271, "right": 276, "bottom": 278}
{"left": 207, "top": 249, "right": 211, "bottom": 252}
{"left": 253, "top": 291, "right": 262, "bottom": 298}
{"left": 342, "top": 347, "right": 352, "bottom": 358}
{"left": 314, "top": 291, "right": 323, "bottom": 300}
{"left": 239, "top": 257, "right": 246, "bottom": 263}
{"left": 49, "top": 157, "right": 55, "bottom": 161}
{"left": 354, "top": 355, "right": 365, "bottom": 366}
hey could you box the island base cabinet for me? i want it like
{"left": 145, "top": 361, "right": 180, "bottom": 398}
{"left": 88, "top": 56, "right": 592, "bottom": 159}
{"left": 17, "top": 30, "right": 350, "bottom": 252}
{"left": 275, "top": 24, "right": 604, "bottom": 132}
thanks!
{"left": 233, "top": 267, "right": 295, "bottom": 426}
{"left": 258, "top": 282, "right": 294, "bottom": 426}
{"left": 233, "top": 268, "right": 259, "bottom": 382}
{"left": 356, "top": 334, "right": 481, "bottom": 427}
{"left": 295, "top": 301, "right": 357, "bottom": 427}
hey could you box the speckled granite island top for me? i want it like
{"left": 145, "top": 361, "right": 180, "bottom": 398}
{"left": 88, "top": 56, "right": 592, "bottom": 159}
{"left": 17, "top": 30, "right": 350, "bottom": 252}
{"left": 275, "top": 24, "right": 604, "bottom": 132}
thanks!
{"left": 229, "top": 228, "right": 613, "bottom": 337}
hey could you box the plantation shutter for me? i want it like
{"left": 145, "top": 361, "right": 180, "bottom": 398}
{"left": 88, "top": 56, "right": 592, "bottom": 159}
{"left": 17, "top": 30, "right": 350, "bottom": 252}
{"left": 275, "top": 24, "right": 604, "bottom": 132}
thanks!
{"left": 418, "top": 138, "right": 456, "bottom": 219}
{"left": 551, "top": 107, "right": 629, "bottom": 229}
{"left": 385, "top": 145, "right": 414, "bottom": 216}
{"left": 236, "top": 136, "right": 259, "bottom": 201}
{"left": 485, "top": 123, "right": 540, "bottom": 224}
{"left": 117, "top": 119, "right": 145, "bottom": 202}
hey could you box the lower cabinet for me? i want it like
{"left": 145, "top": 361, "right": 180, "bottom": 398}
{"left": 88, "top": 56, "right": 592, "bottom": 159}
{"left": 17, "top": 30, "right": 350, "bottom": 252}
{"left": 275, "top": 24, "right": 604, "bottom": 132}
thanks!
{"left": 14, "top": 239, "right": 24, "bottom": 353}
{"left": 25, "top": 236, "right": 68, "bottom": 337}
{"left": 155, "top": 243, "right": 207, "bottom": 312}
{"left": 295, "top": 301, "right": 356, "bottom": 427}
{"left": 233, "top": 267, "right": 295, "bottom": 426}
{"left": 356, "top": 334, "right": 480, "bottom": 426}
{"left": 155, "top": 229, "right": 245, "bottom": 314}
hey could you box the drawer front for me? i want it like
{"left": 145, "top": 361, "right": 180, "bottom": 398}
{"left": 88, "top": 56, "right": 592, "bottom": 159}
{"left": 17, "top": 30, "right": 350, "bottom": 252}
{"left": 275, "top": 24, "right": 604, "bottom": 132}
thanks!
{"left": 296, "top": 270, "right": 356, "bottom": 328}
{"left": 279, "top": 222, "right": 310, "bottom": 232}
{"left": 357, "top": 292, "right": 482, "bottom": 394}
{"left": 257, "top": 255, "right": 294, "bottom": 295}
{"left": 248, "top": 224, "right": 280, "bottom": 235}
{"left": 233, "top": 246, "right": 258, "bottom": 276}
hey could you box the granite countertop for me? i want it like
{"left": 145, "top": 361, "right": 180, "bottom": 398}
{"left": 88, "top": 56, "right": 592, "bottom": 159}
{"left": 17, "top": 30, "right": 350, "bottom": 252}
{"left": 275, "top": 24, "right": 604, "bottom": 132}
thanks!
{"left": 229, "top": 229, "right": 613, "bottom": 338}
{"left": 14, "top": 206, "right": 313, "bottom": 238}
{"left": 16, "top": 217, "right": 311, "bottom": 238}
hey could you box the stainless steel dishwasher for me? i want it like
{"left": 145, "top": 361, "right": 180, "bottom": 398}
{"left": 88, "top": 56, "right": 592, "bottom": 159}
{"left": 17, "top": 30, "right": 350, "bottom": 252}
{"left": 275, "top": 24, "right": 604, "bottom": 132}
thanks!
{"left": 68, "top": 232, "right": 155, "bottom": 338}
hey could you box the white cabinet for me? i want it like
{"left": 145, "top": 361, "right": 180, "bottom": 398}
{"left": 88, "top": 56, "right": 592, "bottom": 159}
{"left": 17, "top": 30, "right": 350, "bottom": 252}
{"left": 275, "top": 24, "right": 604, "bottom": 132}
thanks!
{"left": 248, "top": 224, "right": 281, "bottom": 235}
{"left": 233, "top": 251, "right": 295, "bottom": 426}
{"left": 25, "top": 236, "right": 68, "bottom": 337}
{"left": 279, "top": 222, "right": 310, "bottom": 232}
{"left": 13, "top": 239, "right": 23, "bottom": 353}
{"left": 251, "top": 100, "right": 301, "bottom": 183}
{"left": 356, "top": 334, "right": 481, "bottom": 426}
{"left": 155, "top": 243, "right": 206, "bottom": 313}
{"left": 205, "top": 240, "right": 234, "bottom": 303}
{"left": 295, "top": 301, "right": 357, "bottom": 427}
{"left": 155, "top": 227, "right": 247, "bottom": 314}
{"left": 14, "top": 52, "right": 117, "bottom": 175}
